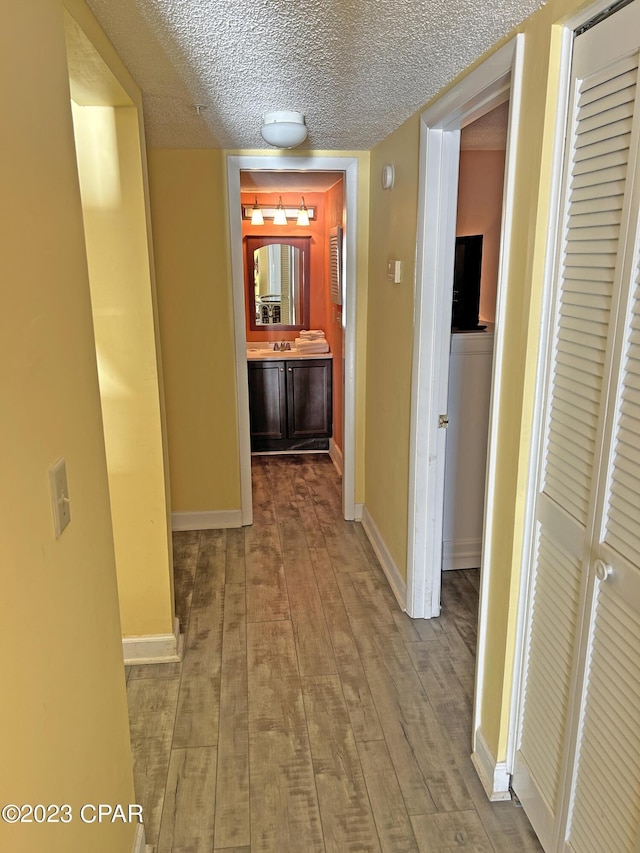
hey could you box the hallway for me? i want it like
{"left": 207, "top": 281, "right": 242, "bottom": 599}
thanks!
{"left": 126, "top": 455, "right": 540, "bottom": 851}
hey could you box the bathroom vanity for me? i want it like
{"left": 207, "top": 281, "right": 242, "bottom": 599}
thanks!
{"left": 247, "top": 352, "right": 332, "bottom": 452}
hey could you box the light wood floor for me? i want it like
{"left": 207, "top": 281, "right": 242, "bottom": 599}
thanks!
{"left": 126, "top": 454, "right": 541, "bottom": 853}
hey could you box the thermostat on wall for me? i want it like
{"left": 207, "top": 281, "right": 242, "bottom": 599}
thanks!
{"left": 387, "top": 259, "right": 402, "bottom": 283}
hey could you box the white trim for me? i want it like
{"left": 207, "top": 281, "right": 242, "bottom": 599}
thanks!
{"left": 471, "top": 728, "right": 512, "bottom": 802}
{"left": 123, "top": 616, "right": 184, "bottom": 665}
{"left": 171, "top": 509, "right": 242, "bottom": 530}
{"left": 442, "top": 538, "right": 482, "bottom": 570}
{"left": 361, "top": 506, "right": 407, "bottom": 610}
{"left": 329, "top": 438, "right": 343, "bottom": 476}
{"left": 130, "top": 823, "right": 146, "bottom": 853}
{"left": 408, "top": 35, "right": 524, "bottom": 621}
{"left": 226, "top": 155, "right": 359, "bottom": 524}
{"left": 353, "top": 502, "right": 364, "bottom": 522}
{"left": 406, "top": 128, "right": 460, "bottom": 619}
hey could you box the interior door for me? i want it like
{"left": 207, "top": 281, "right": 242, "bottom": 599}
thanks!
{"left": 512, "top": 2, "right": 640, "bottom": 849}
{"left": 564, "top": 67, "right": 640, "bottom": 850}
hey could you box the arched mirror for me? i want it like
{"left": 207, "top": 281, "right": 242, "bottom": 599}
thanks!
{"left": 245, "top": 235, "right": 311, "bottom": 331}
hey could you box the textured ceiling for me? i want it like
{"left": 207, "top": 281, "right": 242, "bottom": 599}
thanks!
{"left": 83, "top": 0, "right": 543, "bottom": 150}
{"left": 461, "top": 102, "right": 509, "bottom": 150}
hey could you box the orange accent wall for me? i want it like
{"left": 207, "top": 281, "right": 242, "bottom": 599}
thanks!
{"left": 456, "top": 149, "right": 506, "bottom": 324}
{"left": 242, "top": 192, "right": 326, "bottom": 343}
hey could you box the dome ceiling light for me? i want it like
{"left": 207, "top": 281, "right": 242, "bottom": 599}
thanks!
{"left": 260, "top": 111, "right": 308, "bottom": 148}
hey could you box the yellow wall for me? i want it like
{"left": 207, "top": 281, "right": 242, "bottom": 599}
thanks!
{"left": 148, "top": 149, "right": 242, "bottom": 513}
{"left": 365, "top": 116, "right": 421, "bottom": 577}
{"left": 1, "top": 1, "right": 135, "bottom": 850}
{"left": 366, "top": 0, "right": 591, "bottom": 761}
{"left": 477, "top": 1, "right": 574, "bottom": 759}
{"left": 72, "top": 103, "right": 174, "bottom": 636}
{"left": 148, "top": 149, "right": 370, "bottom": 513}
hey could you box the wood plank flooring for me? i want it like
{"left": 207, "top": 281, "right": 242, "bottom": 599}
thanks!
{"left": 126, "top": 454, "right": 541, "bottom": 853}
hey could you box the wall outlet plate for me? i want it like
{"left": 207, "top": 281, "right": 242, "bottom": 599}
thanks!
{"left": 49, "top": 457, "right": 71, "bottom": 538}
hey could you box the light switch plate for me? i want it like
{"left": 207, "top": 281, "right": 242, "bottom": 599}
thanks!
{"left": 387, "top": 259, "right": 402, "bottom": 283}
{"left": 49, "top": 457, "right": 71, "bottom": 538}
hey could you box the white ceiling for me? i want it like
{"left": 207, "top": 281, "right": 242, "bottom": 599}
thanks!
{"left": 82, "top": 0, "right": 542, "bottom": 151}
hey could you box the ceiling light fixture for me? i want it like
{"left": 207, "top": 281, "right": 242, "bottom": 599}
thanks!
{"left": 250, "top": 196, "right": 264, "bottom": 225}
{"left": 297, "top": 196, "right": 309, "bottom": 227}
{"left": 273, "top": 196, "right": 288, "bottom": 225}
{"left": 260, "top": 111, "right": 308, "bottom": 148}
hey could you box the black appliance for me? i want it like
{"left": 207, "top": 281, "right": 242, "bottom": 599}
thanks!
{"left": 451, "top": 234, "right": 485, "bottom": 331}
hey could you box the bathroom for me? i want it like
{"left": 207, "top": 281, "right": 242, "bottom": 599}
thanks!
{"left": 240, "top": 171, "right": 346, "bottom": 469}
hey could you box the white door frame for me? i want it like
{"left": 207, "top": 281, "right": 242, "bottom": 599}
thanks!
{"left": 406, "top": 32, "right": 525, "bottom": 625}
{"left": 226, "top": 155, "right": 359, "bottom": 523}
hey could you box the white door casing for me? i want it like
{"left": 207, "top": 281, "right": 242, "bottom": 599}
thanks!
{"left": 226, "top": 155, "right": 359, "bottom": 523}
{"left": 408, "top": 32, "right": 524, "bottom": 633}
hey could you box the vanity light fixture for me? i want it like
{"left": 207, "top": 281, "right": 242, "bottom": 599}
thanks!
{"left": 241, "top": 202, "right": 316, "bottom": 222}
{"left": 250, "top": 196, "right": 264, "bottom": 225}
{"left": 273, "top": 196, "right": 288, "bottom": 226}
{"left": 297, "top": 196, "right": 310, "bottom": 227}
{"left": 260, "top": 111, "right": 308, "bottom": 148}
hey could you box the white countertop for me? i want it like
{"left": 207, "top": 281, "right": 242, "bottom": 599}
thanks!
{"left": 246, "top": 348, "right": 332, "bottom": 361}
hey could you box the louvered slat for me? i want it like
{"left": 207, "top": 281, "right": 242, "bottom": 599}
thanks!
{"left": 542, "top": 57, "right": 635, "bottom": 523}
{"left": 577, "top": 54, "right": 638, "bottom": 102}
{"left": 604, "top": 277, "right": 640, "bottom": 568}
{"left": 567, "top": 581, "right": 640, "bottom": 852}
{"left": 520, "top": 532, "right": 582, "bottom": 804}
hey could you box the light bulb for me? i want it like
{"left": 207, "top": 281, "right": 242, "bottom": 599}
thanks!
{"left": 296, "top": 196, "right": 309, "bottom": 226}
{"left": 250, "top": 196, "right": 264, "bottom": 225}
{"left": 273, "top": 196, "right": 287, "bottom": 225}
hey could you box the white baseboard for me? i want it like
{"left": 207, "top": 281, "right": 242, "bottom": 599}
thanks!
{"left": 123, "top": 616, "right": 184, "bottom": 666}
{"left": 443, "top": 538, "right": 482, "bottom": 570}
{"left": 329, "top": 439, "right": 343, "bottom": 476}
{"left": 131, "top": 822, "right": 146, "bottom": 853}
{"left": 172, "top": 509, "right": 242, "bottom": 531}
{"left": 360, "top": 506, "right": 406, "bottom": 610}
{"left": 353, "top": 502, "right": 363, "bottom": 522}
{"left": 471, "top": 728, "right": 512, "bottom": 801}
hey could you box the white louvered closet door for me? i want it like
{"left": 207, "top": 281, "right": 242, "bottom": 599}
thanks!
{"left": 513, "top": 2, "right": 640, "bottom": 851}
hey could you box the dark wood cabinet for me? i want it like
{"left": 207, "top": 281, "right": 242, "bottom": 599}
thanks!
{"left": 248, "top": 358, "right": 332, "bottom": 451}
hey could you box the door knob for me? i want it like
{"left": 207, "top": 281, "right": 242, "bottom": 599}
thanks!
{"left": 594, "top": 559, "right": 613, "bottom": 582}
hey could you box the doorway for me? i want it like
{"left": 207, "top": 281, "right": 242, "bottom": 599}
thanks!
{"left": 405, "top": 35, "right": 525, "bottom": 799}
{"left": 64, "top": 9, "right": 177, "bottom": 658}
{"left": 443, "top": 107, "right": 508, "bottom": 574}
{"left": 227, "top": 155, "right": 360, "bottom": 524}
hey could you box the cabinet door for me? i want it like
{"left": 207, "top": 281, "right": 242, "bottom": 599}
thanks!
{"left": 286, "top": 360, "right": 332, "bottom": 439}
{"left": 248, "top": 361, "right": 286, "bottom": 441}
